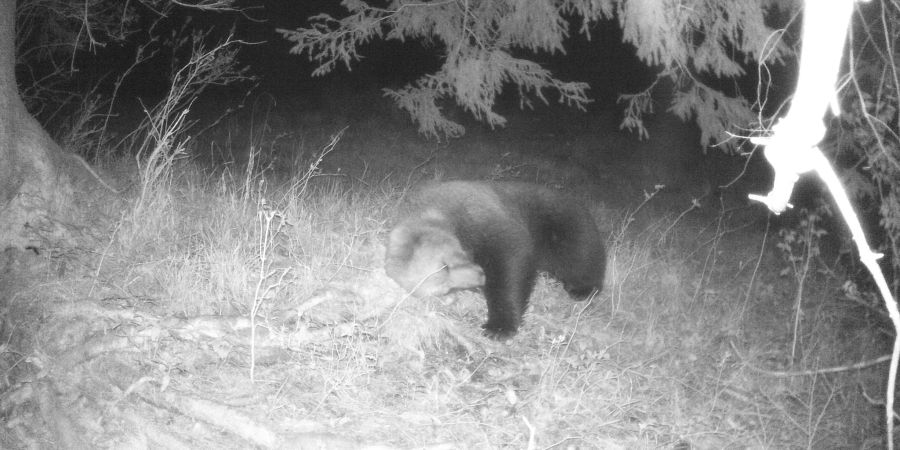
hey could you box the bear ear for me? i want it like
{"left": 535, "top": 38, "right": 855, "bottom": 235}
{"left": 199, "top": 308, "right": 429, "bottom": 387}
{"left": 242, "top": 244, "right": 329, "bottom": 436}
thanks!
{"left": 386, "top": 225, "right": 417, "bottom": 262}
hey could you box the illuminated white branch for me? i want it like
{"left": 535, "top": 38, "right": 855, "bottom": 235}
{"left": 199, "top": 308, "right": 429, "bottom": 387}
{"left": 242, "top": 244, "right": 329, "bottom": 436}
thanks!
{"left": 749, "top": 0, "right": 853, "bottom": 214}
{"left": 749, "top": 0, "right": 898, "bottom": 447}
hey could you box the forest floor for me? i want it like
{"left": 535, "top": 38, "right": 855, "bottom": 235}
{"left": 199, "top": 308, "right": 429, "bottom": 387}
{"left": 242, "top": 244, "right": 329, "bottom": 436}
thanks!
{"left": 0, "top": 95, "right": 892, "bottom": 449}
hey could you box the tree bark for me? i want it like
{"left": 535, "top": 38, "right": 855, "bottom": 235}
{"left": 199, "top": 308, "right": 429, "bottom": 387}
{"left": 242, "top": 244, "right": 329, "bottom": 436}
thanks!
{"left": 0, "top": 0, "right": 108, "bottom": 249}
{"left": 0, "top": 0, "right": 20, "bottom": 205}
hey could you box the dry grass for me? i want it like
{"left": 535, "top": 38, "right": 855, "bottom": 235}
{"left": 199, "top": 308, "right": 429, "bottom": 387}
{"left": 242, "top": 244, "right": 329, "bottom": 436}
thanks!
{"left": 0, "top": 99, "right": 891, "bottom": 448}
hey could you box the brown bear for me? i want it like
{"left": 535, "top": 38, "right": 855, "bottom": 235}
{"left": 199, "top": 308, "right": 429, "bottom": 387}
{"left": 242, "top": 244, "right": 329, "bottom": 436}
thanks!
{"left": 385, "top": 181, "right": 606, "bottom": 339}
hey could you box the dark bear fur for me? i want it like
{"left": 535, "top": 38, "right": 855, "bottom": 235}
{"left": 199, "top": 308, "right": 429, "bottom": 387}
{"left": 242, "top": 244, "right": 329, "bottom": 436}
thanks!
{"left": 385, "top": 181, "right": 606, "bottom": 339}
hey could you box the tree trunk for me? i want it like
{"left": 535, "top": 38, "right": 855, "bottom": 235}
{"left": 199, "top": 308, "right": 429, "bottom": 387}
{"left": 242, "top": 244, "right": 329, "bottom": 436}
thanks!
{"left": 0, "top": 0, "right": 107, "bottom": 249}
{"left": 0, "top": 0, "right": 20, "bottom": 206}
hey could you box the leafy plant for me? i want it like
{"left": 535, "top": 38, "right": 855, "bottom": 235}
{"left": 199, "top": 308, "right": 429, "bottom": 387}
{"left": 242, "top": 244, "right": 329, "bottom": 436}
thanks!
{"left": 777, "top": 204, "right": 830, "bottom": 362}
{"left": 838, "top": 35, "right": 900, "bottom": 298}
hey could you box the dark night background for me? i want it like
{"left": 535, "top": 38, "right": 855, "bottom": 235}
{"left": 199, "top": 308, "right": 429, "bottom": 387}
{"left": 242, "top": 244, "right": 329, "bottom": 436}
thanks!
{"left": 93, "top": 0, "right": 777, "bottom": 212}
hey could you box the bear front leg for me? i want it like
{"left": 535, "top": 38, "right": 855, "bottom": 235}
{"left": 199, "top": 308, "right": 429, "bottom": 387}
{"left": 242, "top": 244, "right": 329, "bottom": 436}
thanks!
{"left": 481, "top": 254, "right": 536, "bottom": 340}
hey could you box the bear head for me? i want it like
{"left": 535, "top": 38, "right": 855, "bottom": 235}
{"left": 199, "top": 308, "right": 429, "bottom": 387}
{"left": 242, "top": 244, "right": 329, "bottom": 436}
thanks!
{"left": 385, "top": 216, "right": 485, "bottom": 297}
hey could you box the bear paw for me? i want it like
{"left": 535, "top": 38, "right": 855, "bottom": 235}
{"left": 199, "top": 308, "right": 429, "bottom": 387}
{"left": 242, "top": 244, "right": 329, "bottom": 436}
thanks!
{"left": 482, "top": 322, "right": 518, "bottom": 341}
